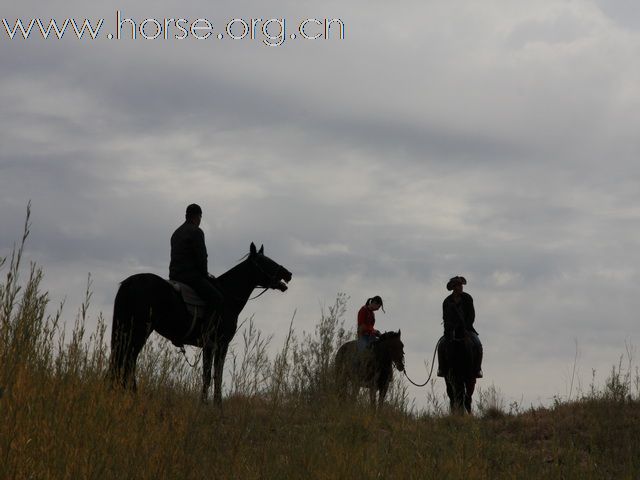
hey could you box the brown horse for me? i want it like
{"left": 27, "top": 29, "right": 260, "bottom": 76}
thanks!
{"left": 334, "top": 331, "right": 405, "bottom": 408}
{"left": 109, "top": 243, "right": 292, "bottom": 404}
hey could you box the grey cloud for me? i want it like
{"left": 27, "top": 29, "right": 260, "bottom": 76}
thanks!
{"left": 595, "top": 0, "right": 640, "bottom": 30}
{"left": 506, "top": 12, "right": 594, "bottom": 49}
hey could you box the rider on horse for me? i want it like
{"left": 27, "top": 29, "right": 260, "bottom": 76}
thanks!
{"left": 169, "top": 204, "right": 224, "bottom": 325}
{"left": 437, "top": 276, "right": 483, "bottom": 378}
{"left": 357, "top": 296, "right": 384, "bottom": 352}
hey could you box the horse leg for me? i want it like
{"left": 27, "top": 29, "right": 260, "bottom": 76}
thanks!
{"left": 456, "top": 379, "right": 466, "bottom": 413}
{"left": 445, "top": 377, "right": 456, "bottom": 412}
{"left": 378, "top": 385, "right": 388, "bottom": 408}
{"left": 212, "top": 340, "right": 229, "bottom": 405}
{"left": 446, "top": 375, "right": 465, "bottom": 414}
{"left": 369, "top": 387, "right": 377, "bottom": 408}
{"left": 464, "top": 377, "right": 477, "bottom": 414}
{"left": 201, "top": 345, "right": 214, "bottom": 403}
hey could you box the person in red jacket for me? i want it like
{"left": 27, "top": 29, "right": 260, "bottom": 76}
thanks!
{"left": 357, "top": 295, "right": 384, "bottom": 351}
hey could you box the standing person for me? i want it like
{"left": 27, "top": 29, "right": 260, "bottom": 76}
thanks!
{"left": 357, "top": 296, "right": 384, "bottom": 352}
{"left": 437, "top": 276, "right": 483, "bottom": 377}
{"left": 169, "top": 203, "right": 224, "bottom": 323}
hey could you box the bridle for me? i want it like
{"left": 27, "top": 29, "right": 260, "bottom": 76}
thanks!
{"left": 230, "top": 253, "right": 287, "bottom": 302}
{"left": 377, "top": 334, "right": 406, "bottom": 372}
{"left": 250, "top": 255, "right": 287, "bottom": 291}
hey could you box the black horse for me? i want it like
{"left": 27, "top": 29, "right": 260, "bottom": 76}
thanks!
{"left": 109, "top": 242, "right": 292, "bottom": 404}
{"left": 334, "top": 331, "right": 405, "bottom": 408}
{"left": 439, "top": 320, "right": 478, "bottom": 414}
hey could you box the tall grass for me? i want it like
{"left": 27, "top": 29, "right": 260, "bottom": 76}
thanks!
{"left": 2, "top": 207, "right": 640, "bottom": 479}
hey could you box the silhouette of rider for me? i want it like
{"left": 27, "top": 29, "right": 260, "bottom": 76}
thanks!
{"left": 357, "top": 296, "right": 384, "bottom": 352}
{"left": 437, "top": 276, "right": 483, "bottom": 378}
{"left": 169, "top": 204, "right": 224, "bottom": 323}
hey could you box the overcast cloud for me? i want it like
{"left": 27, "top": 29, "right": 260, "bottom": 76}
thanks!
{"left": 2, "top": 0, "right": 640, "bottom": 409}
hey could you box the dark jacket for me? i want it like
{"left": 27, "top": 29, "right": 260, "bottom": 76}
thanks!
{"left": 169, "top": 221, "right": 208, "bottom": 280}
{"left": 442, "top": 292, "right": 477, "bottom": 338}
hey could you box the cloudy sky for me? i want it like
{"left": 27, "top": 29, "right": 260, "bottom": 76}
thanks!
{"left": 2, "top": 0, "right": 640, "bottom": 409}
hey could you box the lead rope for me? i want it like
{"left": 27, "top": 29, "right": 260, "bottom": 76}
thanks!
{"left": 403, "top": 337, "right": 442, "bottom": 387}
{"left": 180, "top": 346, "right": 203, "bottom": 368}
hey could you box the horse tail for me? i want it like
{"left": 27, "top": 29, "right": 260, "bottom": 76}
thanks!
{"left": 109, "top": 275, "right": 153, "bottom": 386}
{"left": 109, "top": 278, "right": 132, "bottom": 383}
{"left": 334, "top": 344, "right": 349, "bottom": 396}
{"left": 334, "top": 344, "right": 347, "bottom": 379}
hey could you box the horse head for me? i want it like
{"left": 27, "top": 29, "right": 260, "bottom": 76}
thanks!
{"left": 378, "top": 330, "right": 405, "bottom": 372}
{"left": 248, "top": 242, "right": 292, "bottom": 292}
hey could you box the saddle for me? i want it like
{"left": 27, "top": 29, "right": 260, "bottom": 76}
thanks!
{"left": 166, "top": 280, "right": 212, "bottom": 348}
{"left": 167, "top": 280, "right": 206, "bottom": 318}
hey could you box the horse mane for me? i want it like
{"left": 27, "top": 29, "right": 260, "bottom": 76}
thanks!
{"left": 216, "top": 256, "right": 249, "bottom": 283}
{"left": 378, "top": 330, "right": 400, "bottom": 341}
{"left": 375, "top": 331, "right": 403, "bottom": 359}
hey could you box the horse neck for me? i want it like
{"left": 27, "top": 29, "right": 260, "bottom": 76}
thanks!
{"left": 217, "top": 259, "right": 257, "bottom": 313}
{"left": 374, "top": 340, "right": 393, "bottom": 366}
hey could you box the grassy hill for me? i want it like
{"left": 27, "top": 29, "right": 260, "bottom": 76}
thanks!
{"left": 2, "top": 211, "right": 640, "bottom": 479}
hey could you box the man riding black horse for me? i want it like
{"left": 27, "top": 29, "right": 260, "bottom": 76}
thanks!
{"left": 437, "top": 275, "right": 483, "bottom": 378}
{"left": 169, "top": 203, "right": 224, "bottom": 344}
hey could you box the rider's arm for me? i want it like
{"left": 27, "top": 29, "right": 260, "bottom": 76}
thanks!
{"left": 194, "top": 228, "right": 208, "bottom": 277}
{"left": 442, "top": 299, "right": 454, "bottom": 340}
{"left": 466, "top": 293, "right": 475, "bottom": 327}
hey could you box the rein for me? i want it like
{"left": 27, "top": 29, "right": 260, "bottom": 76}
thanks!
{"left": 403, "top": 337, "right": 442, "bottom": 388}
{"left": 248, "top": 287, "right": 269, "bottom": 300}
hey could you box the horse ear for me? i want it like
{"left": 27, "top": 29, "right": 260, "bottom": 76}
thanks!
{"left": 250, "top": 242, "right": 257, "bottom": 255}
{"left": 397, "top": 329, "right": 401, "bottom": 337}
{"left": 259, "top": 244, "right": 264, "bottom": 255}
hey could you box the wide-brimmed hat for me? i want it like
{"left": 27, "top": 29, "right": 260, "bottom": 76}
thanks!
{"left": 446, "top": 276, "right": 467, "bottom": 291}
